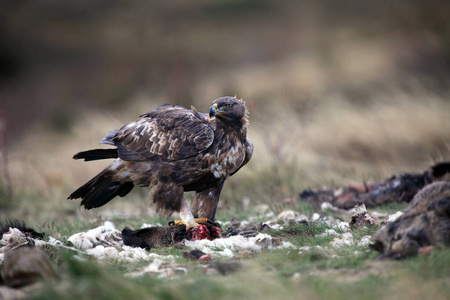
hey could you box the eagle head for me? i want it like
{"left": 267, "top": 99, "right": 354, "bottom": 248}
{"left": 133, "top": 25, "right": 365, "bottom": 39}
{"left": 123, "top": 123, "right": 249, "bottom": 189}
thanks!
{"left": 209, "top": 97, "right": 248, "bottom": 126}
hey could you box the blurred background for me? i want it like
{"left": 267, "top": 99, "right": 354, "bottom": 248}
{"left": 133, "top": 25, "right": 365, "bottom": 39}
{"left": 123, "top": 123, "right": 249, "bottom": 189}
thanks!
{"left": 1, "top": 0, "right": 449, "bottom": 223}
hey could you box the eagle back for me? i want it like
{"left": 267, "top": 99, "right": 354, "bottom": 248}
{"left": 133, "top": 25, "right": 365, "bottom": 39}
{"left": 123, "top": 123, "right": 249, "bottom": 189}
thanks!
{"left": 103, "top": 104, "right": 214, "bottom": 161}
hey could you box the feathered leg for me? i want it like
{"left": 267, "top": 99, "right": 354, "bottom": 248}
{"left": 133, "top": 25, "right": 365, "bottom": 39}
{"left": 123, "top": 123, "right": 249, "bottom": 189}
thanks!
{"left": 191, "top": 181, "right": 225, "bottom": 221}
{"left": 179, "top": 197, "right": 195, "bottom": 226}
{"left": 170, "top": 197, "right": 207, "bottom": 229}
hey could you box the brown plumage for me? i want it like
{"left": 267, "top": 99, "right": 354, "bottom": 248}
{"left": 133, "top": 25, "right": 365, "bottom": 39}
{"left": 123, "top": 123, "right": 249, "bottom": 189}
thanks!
{"left": 68, "top": 96, "right": 253, "bottom": 221}
{"left": 121, "top": 222, "right": 221, "bottom": 249}
{"left": 371, "top": 181, "right": 450, "bottom": 258}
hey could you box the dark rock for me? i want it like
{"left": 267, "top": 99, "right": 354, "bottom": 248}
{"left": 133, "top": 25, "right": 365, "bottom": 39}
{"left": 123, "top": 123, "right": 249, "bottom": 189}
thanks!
{"left": 300, "top": 167, "right": 435, "bottom": 209}
{"left": 229, "top": 218, "right": 241, "bottom": 228}
{"left": 371, "top": 181, "right": 450, "bottom": 259}
{"left": 182, "top": 249, "right": 209, "bottom": 260}
{"left": 225, "top": 221, "right": 268, "bottom": 238}
{"left": 431, "top": 162, "right": 450, "bottom": 178}
{"left": 1, "top": 246, "right": 58, "bottom": 288}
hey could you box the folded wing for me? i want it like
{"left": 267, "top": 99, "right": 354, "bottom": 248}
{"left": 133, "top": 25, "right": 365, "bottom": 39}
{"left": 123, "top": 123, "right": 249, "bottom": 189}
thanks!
{"left": 101, "top": 104, "right": 215, "bottom": 161}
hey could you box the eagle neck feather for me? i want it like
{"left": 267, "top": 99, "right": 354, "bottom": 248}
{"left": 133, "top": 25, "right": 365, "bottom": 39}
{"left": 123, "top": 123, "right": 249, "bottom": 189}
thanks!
{"left": 214, "top": 117, "right": 247, "bottom": 139}
{"left": 214, "top": 103, "right": 249, "bottom": 137}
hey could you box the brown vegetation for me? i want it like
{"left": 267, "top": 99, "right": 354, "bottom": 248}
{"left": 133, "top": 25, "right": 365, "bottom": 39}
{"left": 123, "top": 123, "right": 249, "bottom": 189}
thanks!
{"left": 0, "top": 1, "right": 449, "bottom": 224}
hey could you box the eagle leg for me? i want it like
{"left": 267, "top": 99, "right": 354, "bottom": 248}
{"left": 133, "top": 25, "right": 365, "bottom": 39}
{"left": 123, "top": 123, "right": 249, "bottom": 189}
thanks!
{"left": 170, "top": 197, "right": 204, "bottom": 230}
{"left": 191, "top": 181, "right": 225, "bottom": 221}
{"left": 169, "top": 218, "right": 209, "bottom": 227}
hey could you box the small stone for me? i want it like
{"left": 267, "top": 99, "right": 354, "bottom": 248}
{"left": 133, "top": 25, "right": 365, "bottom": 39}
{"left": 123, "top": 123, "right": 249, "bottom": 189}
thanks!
{"left": 357, "top": 235, "right": 372, "bottom": 247}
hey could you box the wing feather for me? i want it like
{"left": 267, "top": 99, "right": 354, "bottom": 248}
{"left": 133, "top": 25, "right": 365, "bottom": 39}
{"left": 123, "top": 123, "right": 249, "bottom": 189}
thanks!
{"left": 101, "top": 104, "right": 214, "bottom": 161}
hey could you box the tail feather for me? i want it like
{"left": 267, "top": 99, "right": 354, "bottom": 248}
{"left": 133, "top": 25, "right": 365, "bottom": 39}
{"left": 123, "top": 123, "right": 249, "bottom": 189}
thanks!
{"left": 68, "top": 169, "right": 134, "bottom": 209}
{"left": 73, "top": 149, "right": 118, "bottom": 161}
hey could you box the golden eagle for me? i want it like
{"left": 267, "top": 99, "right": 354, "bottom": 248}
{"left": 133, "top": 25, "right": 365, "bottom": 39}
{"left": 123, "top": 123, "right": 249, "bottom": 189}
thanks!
{"left": 68, "top": 97, "right": 253, "bottom": 227}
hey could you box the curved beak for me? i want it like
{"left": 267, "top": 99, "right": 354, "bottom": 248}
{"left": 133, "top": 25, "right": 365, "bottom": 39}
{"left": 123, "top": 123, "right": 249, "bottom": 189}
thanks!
{"left": 209, "top": 103, "right": 219, "bottom": 117}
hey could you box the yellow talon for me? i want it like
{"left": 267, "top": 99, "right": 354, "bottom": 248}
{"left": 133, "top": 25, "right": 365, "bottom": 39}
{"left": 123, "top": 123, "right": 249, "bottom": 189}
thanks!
{"left": 173, "top": 220, "right": 185, "bottom": 226}
{"left": 196, "top": 217, "right": 208, "bottom": 224}
{"left": 169, "top": 218, "right": 209, "bottom": 229}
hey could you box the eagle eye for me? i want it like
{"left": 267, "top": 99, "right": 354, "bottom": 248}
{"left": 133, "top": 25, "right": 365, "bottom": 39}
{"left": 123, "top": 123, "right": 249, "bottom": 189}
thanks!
{"left": 225, "top": 104, "right": 233, "bottom": 108}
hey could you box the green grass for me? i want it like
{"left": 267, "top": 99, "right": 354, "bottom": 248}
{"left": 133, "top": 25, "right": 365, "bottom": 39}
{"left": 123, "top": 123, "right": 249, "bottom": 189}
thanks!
{"left": 405, "top": 248, "right": 450, "bottom": 279}
{"left": 31, "top": 227, "right": 450, "bottom": 300}
{"left": 24, "top": 210, "right": 450, "bottom": 300}
{"left": 300, "top": 249, "right": 450, "bottom": 300}
{"left": 4, "top": 190, "right": 449, "bottom": 300}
